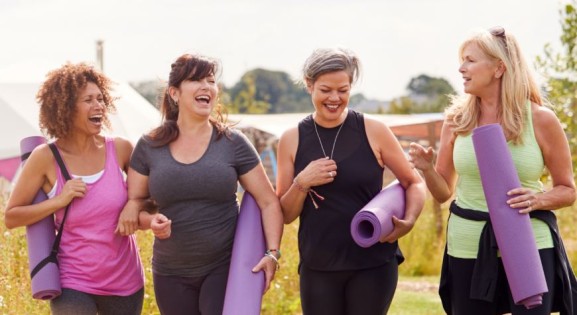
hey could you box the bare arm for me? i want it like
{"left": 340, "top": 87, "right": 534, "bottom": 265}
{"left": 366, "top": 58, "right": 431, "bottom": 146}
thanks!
{"left": 239, "top": 163, "right": 284, "bottom": 292}
{"left": 508, "top": 105, "right": 576, "bottom": 212}
{"left": 365, "top": 117, "right": 426, "bottom": 242}
{"left": 275, "top": 127, "right": 337, "bottom": 224}
{"left": 409, "top": 119, "right": 458, "bottom": 203}
{"left": 5, "top": 145, "right": 86, "bottom": 229}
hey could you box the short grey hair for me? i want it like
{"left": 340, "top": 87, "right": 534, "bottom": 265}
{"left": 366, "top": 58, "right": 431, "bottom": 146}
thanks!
{"left": 301, "top": 48, "right": 361, "bottom": 86}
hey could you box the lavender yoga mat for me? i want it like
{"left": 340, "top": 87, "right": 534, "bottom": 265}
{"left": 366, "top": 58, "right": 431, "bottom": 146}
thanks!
{"left": 350, "top": 181, "right": 405, "bottom": 248}
{"left": 472, "top": 124, "right": 547, "bottom": 309}
{"left": 222, "top": 192, "right": 266, "bottom": 315}
{"left": 20, "top": 136, "right": 61, "bottom": 300}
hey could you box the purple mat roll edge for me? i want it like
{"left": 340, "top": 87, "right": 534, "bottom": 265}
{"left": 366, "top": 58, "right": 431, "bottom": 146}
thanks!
{"left": 472, "top": 124, "right": 547, "bottom": 308}
{"left": 222, "top": 192, "right": 266, "bottom": 315}
{"left": 20, "top": 136, "right": 61, "bottom": 300}
{"left": 350, "top": 181, "right": 405, "bottom": 248}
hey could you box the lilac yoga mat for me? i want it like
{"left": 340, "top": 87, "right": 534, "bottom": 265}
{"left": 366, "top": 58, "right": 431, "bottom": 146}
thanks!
{"left": 472, "top": 124, "right": 547, "bottom": 309}
{"left": 222, "top": 192, "right": 266, "bottom": 315}
{"left": 20, "top": 136, "right": 61, "bottom": 300}
{"left": 350, "top": 181, "right": 405, "bottom": 248}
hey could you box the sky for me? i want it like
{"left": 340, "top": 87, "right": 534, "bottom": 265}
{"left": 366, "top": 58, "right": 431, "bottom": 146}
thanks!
{"left": 0, "top": 0, "right": 569, "bottom": 101}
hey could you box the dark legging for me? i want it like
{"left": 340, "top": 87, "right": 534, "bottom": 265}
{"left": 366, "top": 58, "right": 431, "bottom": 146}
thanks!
{"left": 300, "top": 259, "right": 398, "bottom": 315}
{"left": 448, "top": 248, "right": 556, "bottom": 315}
{"left": 153, "top": 263, "right": 229, "bottom": 315}
{"left": 50, "top": 287, "right": 144, "bottom": 315}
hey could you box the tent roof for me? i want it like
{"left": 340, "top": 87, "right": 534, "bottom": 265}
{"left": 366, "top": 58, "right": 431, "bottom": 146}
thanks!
{"left": 0, "top": 82, "right": 161, "bottom": 159}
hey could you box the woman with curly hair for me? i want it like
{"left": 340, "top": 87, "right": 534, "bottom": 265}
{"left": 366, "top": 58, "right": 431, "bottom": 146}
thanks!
{"left": 5, "top": 62, "right": 144, "bottom": 315}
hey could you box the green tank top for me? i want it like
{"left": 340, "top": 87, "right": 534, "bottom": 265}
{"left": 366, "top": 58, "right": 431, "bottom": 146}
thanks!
{"left": 449, "top": 102, "right": 552, "bottom": 258}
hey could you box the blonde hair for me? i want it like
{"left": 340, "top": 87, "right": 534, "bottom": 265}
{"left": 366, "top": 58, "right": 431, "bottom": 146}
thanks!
{"left": 445, "top": 27, "right": 544, "bottom": 144}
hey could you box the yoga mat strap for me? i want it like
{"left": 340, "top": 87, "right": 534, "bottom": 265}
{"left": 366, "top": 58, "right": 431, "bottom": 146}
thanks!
{"left": 30, "top": 251, "right": 59, "bottom": 278}
{"left": 29, "top": 143, "right": 72, "bottom": 279}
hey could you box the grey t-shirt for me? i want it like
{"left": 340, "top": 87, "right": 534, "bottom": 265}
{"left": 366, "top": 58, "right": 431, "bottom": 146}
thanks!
{"left": 130, "top": 127, "right": 260, "bottom": 277}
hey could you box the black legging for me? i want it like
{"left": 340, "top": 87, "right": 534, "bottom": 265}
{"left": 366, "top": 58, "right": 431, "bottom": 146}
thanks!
{"left": 300, "top": 259, "right": 398, "bottom": 315}
{"left": 448, "top": 248, "right": 556, "bottom": 315}
{"left": 153, "top": 263, "right": 229, "bottom": 315}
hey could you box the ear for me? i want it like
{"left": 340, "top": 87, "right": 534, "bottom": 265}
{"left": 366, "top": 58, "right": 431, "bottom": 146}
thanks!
{"left": 168, "top": 86, "right": 179, "bottom": 103}
{"left": 494, "top": 60, "right": 506, "bottom": 79}
{"left": 305, "top": 80, "right": 313, "bottom": 94}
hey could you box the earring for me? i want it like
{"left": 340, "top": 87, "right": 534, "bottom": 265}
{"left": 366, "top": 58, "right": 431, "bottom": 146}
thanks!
{"left": 173, "top": 99, "right": 179, "bottom": 107}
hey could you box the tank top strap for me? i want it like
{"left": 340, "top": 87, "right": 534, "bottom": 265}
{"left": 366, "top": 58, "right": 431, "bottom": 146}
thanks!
{"left": 104, "top": 137, "right": 118, "bottom": 171}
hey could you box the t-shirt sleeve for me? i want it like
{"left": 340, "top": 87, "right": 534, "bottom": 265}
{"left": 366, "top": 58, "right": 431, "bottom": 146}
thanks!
{"left": 130, "top": 137, "right": 151, "bottom": 176}
{"left": 233, "top": 130, "right": 260, "bottom": 176}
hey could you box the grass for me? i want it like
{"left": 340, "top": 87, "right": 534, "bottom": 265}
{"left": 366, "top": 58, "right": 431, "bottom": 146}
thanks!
{"left": 1, "top": 192, "right": 575, "bottom": 314}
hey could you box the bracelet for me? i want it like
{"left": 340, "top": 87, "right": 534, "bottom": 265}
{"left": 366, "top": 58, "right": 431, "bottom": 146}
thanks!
{"left": 265, "top": 253, "right": 280, "bottom": 270}
{"left": 266, "top": 249, "right": 282, "bottom": 260}
{"left": 293, "top": 178, "right": 309, "bottom": 193}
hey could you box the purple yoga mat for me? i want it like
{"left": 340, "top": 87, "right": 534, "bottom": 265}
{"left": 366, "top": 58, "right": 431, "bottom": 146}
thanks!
{"left": 472, "top": 124, "right": 547, "bottom": 309}
{"left": 222, "top": 192, "right": 266, "bottom": 315}
{"left": 350, "top": 181, "right": 405, "bottom": 248}
{"left": 20, "top": 136, "right": 61, "bottom": 300}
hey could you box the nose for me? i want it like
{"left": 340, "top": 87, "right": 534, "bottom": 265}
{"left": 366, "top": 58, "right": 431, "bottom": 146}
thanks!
{"left": 329, "top": 91, "right": 340, "bottom": 101}
{"left": 458, "top": 63, "right": 466, "bottom": 74}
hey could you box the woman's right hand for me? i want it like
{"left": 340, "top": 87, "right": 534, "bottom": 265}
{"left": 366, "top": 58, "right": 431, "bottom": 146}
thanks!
{"left": 296, "top": 157, "right": 337, "bottom": 188}
{"left": 408, "top": 142, "right": 435, "bottom": 172}
{"left": 151, "top": 213, "right": 172, "bottom": 239}
{"left": 57, "top": 178, "right": 87, "bottom": 207}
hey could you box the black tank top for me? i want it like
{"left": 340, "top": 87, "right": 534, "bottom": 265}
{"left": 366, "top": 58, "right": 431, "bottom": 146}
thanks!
{"left": 295, "top": 110, "right": 398, "bottom": 271}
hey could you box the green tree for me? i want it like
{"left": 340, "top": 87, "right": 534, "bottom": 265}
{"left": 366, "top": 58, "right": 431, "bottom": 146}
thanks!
{"left": 406, "top": 74, "right": 456, "bottom": 113}
{"left": 230, "top": 73, "right": 270, "bottom": 114}
{"left": 536, "top": 1, "right": 577, "bottom": 175}
{"left": 388, "top": 96, "right": 415, "bottom": 114}
{"left": 229, "top": 69, "right": 310, "bottom": 113}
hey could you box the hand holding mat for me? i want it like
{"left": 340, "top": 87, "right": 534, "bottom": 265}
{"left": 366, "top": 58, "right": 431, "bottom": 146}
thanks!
{"left": 222, "top": 192, "right": 266, "bottom": 315}
{"left": 20, "top": 136, "right": 61, "bottom": 300}
{"left": 472, "top": 124, "right": 547, "bottom": 309}
{"left": 350, "top": 181, "right": 405, "bottom": 248}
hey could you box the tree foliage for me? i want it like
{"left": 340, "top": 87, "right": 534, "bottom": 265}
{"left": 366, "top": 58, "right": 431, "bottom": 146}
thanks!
{"left": 228, "top": 68, "right": 310, "bottom": 113}
{"left": 388, "top": 74, "right": 455, "bottom": 114}
{"left": 536, "top": 0, "right": 577, "bottom": 175}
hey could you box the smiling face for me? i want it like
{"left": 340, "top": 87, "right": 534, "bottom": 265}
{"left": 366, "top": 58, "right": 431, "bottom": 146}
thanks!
{"left": 459, "top": 43, "right": 502, "bottom": 97}
{"left": 307, "top": 70, "right": 351, "bottom": 126}
{"left": 171, "top": 74, "right": 218, "bottom": 120}
{"left": 72, "top": 81, "right": 106, "bottom": 135}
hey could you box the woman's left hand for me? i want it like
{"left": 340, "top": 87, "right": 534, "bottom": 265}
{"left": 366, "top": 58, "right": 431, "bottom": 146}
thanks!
{"left": 251, "top": 255, "right": 278, "bottom": 293}
{"left": 379, "top": 216, "right": 416, "bottom": 243}
{"left": 507, "top": 187, "right": 540, "bottom": 214}
{"left": 116, "top": 201, "right": 140, "bottom": 235}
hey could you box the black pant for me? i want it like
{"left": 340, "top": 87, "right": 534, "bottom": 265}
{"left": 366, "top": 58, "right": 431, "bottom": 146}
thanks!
{"left": 300, "top": 260, "right": 398, "bottom": 315}
{"left": 448, "top": 248, "right": 556, "bottom": 315}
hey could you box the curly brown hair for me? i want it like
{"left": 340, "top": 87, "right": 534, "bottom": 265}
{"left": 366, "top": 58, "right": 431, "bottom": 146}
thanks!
{"left": 37, "top": 62, "right": 116, "bottom": 139}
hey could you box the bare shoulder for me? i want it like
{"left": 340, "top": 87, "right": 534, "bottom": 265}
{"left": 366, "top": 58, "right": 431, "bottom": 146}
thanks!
{"left": 112, "top": 136, "right": 134, "bottom": 165}
{"left": 532, "top": 103, "right": 560, "bottom": 128}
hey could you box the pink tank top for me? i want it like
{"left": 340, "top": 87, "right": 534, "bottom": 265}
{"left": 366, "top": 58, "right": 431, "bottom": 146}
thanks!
{"left": 53, "top": 137, "right": 144, "bottom": 295}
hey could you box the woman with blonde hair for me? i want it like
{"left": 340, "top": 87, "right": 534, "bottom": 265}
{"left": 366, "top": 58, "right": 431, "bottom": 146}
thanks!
{"left": 409, "top": 27, "right": 577, "bottom": 314}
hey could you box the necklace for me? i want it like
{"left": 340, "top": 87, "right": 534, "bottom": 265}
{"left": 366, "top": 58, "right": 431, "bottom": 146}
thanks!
{"left": 313, "top": 118, "right": 345, "bottom": 159}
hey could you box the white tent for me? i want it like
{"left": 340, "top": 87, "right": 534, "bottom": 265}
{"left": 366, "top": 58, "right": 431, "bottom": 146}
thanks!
{"left": 0, "top": 82, "right": 161, "bottom": 181}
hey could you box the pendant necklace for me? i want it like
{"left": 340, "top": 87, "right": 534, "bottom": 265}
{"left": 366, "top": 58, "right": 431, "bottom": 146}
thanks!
{"left": 313, "top": 118, "right": 345, "bottom": 160}
{"left": 306, "top": 116, "right": 346, "bottom": 209}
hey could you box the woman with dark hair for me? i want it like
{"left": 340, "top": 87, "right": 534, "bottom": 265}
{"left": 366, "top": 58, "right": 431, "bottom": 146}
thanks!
{"left": 5, "top": 62, "right": 144, "bottom": 314}
{"left": 123, "top": 53, "right": 283, "bottom": 315}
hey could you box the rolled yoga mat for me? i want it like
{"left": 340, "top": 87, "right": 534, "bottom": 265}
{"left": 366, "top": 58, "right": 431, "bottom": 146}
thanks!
{"left": 222, "top": 192, "right": 266, "bottom": 315}
{"left": 20, "top": 136, "right": 61, "bottom": 300}
{"left": 472, "top": 124, "right": 547, "bottom": 309}
{"left": 350, "top": 181, "right": 405, "bottom": 248}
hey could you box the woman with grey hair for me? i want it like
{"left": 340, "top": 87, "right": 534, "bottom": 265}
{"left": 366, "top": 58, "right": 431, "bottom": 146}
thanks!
{"left": 276, "top": 48, "right": 426, "bottom": 314}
